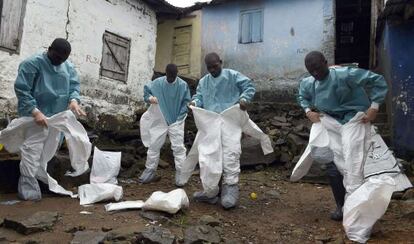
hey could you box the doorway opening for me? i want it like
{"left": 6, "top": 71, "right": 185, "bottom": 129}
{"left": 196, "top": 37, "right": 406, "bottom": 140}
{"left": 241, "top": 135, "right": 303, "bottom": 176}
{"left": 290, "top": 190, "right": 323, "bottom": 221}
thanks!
{"left": 335, "top": 0, "right": 372, "bottom": 69}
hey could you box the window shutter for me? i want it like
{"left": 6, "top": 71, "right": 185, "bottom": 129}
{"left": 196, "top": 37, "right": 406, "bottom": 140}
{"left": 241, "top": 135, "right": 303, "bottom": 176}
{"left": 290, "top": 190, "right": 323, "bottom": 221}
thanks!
{"left": 251, "top": 11, "right": 263, "bottom": 43}
{"left": 0, "top": 0, "right": 26, "bottom": 52}
{"left": 240, "top": 13, "right": 251, "bottom": 43}
{"left": 100, "top": 32, "right": 130, "bottom": 82}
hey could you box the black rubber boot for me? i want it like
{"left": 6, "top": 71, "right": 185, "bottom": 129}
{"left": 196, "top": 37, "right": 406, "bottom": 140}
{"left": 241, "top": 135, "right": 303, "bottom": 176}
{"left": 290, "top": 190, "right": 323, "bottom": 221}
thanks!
{"left": 326, "top": 162, "right": 346, "bottom": 221}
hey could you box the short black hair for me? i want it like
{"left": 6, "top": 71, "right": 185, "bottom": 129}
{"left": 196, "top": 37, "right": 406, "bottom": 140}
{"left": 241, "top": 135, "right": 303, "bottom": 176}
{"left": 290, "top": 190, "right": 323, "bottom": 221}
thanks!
{"left": 50, "top": 38, "right": 71, "bottom": 55}
{"left": 305, "top": 51, "right": 326, "bottom": 64}
{"left": 204, "top": 52, "right": 221, "bottom": 64}
{"left": 166, "top": 63, "right": 178, "bottom": 73}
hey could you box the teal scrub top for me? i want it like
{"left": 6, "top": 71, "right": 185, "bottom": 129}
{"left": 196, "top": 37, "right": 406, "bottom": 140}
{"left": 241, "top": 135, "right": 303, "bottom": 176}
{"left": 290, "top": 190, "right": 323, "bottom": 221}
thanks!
{"left": 144, "top": 76, "right": 191, "bottom": 125}
{"left": 192, "top": 69, "right": 256, "bottom": 113}
{"left": 14, "top": 52, "right": 81, "bottom": 117}
{"left": 298, "top": 67, "right": 388, "bottom": 124}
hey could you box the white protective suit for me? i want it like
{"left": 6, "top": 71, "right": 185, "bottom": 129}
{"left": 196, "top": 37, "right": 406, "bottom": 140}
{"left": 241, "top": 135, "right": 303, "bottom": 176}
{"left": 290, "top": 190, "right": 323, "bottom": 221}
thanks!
{"left": 140, "top": 104, "right": 186, "bottom": 173}
{"left": 290, "top": 112, "right": 412, "bottom": 243}
{"left": 179, "top": 105, "right": 273, "bottom": 197}
{"left": 290, "top": 113, "right": 412, "bottom": 191}
{"left": 0, "top": 110, "right": 91, "bottom": 200}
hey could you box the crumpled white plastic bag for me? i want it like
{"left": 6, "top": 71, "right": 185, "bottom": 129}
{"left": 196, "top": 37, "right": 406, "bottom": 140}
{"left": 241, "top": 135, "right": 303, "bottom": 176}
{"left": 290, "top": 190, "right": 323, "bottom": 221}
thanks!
{"left": 343, "top": 175, "right": 395, "bottom": 243}
{"left": 180, "top": 105, "right": 273, "bottom": 197}
{"left": 105, "top": 200, "right": 144, "bottom": 212}
{"left": 90, "top": 147, "right": 121, "bottom": 184}
{"left": 78, "top": 183, "right": 123, "bottom": 205}
{"left": 0, "top": 110, "right": 91, "bottom": 198}
{"left": 142, "top": 188, "right": 189, "bottom": 214}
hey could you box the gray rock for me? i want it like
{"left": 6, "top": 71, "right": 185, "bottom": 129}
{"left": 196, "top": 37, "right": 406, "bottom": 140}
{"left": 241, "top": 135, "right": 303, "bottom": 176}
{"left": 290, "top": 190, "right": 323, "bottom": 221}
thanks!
{"left": 199, "top": 215, "right": 221, "bottom": 227}
{"left": 3, "top": 211, "right": 59, "bottom": 235}
{"left": 294, "top": 124, "right": 305, "bottom": 132}
{"left": 240, "top": 136, "right": 275, "bottom": 166}
{"left": 47, "top": 154, "right": 90, "bottom": 189}
{"left": 279, "top": 152, "right": 292, "bottom": 164}
{"left": 287, "top": 134, "right": 307, "bottom": 155}
{"left": 392, "top": 191, "right": 404, "bottom": 200}
{"left": 65, "top": 225, "right": 86, "bottom": 233}
{"left": 107, "top": 225, "right": 142, "bottom": 241}
{"left": 401, "top": 201, "right": 414, "bottom": 220}
{"left": 300, "top": 163, "right": 329, "bottom": 185}
{"left": 120, "top": 153, "right": 137, "bottom": 169}
{"left": 402, "top": 188, "right": 414, "bottom": 200}
{"left": 273, "top": 116, "right": 287, "bottom": 123}
{"left": 184, "top": 225, "right": 221, "bottom": 244}
{"left": 139, "top": 210, "right": 171, "bottom": 223}
{"left": 268, "top": 129, "right": 279, "bottom": 136}
{"left": 71, "top": 230, "right": 107, "bottom": 244}
{"left": 271, "top": 121, "right": 291, "bottom": 128}
{"left": 137, "top": 226, "right": 175, "bottom": 244}
{"left": 101, "top": 227, "right": 112, "bottom": 232}
{"left": 158, "top": 159, "right": 170, "bottom": 169}
{"left": 107, "top": 129, "right": 140, "bottom": 142}
{"left": 119, "top": 159, "right": 146, "bottom": 178}
{"left": 275, "top": 138, "right": 287, "bottom": 146}
{"left": 265, "top": 190, "right": 281, "bottom": 200}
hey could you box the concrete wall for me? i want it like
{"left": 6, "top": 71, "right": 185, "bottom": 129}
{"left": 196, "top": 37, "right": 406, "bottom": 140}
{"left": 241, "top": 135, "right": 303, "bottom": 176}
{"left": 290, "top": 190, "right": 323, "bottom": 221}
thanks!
{"left": 0, "top": 0, "right": 157, "bottom": 126}
{"left": 201, "top": 0, "right": 335, "bottom": 101}
{"left": 155, "top": 10, "right": 202, "bottom": 79}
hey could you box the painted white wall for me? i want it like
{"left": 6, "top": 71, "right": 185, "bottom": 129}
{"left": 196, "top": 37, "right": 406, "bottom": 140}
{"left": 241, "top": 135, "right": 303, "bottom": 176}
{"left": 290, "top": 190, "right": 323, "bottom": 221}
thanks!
{"left": 0, "top": 0, "right": 157, "bottom": 124}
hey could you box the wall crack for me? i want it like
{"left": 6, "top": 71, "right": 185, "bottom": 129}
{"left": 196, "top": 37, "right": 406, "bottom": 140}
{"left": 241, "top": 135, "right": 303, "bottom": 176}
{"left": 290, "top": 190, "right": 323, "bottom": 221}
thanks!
{"left": 65, "top": 0, "right": 71, "bottom": 40}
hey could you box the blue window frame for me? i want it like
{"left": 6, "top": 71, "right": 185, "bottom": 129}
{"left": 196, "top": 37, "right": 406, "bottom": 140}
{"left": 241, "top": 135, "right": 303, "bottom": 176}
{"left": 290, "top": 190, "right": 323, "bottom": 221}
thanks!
{"left": 239, "top": 9, "right": 263, "bottom": 44}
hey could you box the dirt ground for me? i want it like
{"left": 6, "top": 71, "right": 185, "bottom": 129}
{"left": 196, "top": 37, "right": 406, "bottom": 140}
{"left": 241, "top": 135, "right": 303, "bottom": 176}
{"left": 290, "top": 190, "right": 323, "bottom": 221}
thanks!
{"left": 0, "top": 166, "right": 413, "bottom": 244}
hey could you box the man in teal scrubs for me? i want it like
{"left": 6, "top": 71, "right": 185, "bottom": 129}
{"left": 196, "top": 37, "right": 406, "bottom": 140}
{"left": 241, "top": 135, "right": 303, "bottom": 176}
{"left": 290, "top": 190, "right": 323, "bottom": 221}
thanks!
{"left": 14, "top": 38, "right": 85, "bottom": 200}
{"left": 139, "top": 64, "right": 191, "bottom": 184}
{"left": 298, "top": 51, "right": 388, "bottom": 219}
{"left": 190, "top": 52, "right": 256, "bottom": 209}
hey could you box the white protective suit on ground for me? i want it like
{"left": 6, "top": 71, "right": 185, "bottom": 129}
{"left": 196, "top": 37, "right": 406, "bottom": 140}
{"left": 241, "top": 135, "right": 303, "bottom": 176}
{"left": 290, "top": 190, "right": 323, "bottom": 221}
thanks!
{"left": 179, "top": 105, "right": 273, "bottom": 197}
{"left": 0, "top": 110, "right": 91, "bottom": 200}
{"left": 140, "top": 104, "right": 186, "bottom": 174}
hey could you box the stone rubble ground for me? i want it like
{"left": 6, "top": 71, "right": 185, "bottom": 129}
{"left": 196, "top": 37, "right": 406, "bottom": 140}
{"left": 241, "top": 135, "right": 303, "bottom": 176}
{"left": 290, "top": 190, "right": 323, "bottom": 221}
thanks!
{"left": 0, "top": 103, "right": 413, "bottom": 243}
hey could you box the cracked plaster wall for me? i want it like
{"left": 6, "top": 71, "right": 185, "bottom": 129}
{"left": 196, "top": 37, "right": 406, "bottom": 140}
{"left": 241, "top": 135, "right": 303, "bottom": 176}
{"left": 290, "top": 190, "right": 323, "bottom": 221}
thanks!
{"left": 0, "top": 0, "right": 157, "bottom": 126}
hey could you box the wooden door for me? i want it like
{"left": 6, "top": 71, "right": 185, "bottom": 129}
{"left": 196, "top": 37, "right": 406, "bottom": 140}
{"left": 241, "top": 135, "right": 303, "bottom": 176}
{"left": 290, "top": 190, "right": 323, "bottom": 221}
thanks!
{"left": 173, "top": 25, "right": 192, "bottom": 75}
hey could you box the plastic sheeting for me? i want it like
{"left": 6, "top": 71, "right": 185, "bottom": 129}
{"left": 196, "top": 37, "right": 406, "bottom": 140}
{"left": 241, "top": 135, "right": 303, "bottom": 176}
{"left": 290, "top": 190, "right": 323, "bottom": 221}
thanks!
{"left": 142, "top": 188, "right": 189, "bottom": 214}
{"left": 0, "top": 110, "right": 91, "bottom": 198}
{"left": 78, "top": 183, "right": 123, "bottom": 205}
{"left": 90, "top": 147, "right": 121, "bottom": 185}
{"left": 179, "top": 105, "right": 273, "bottom": 197}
